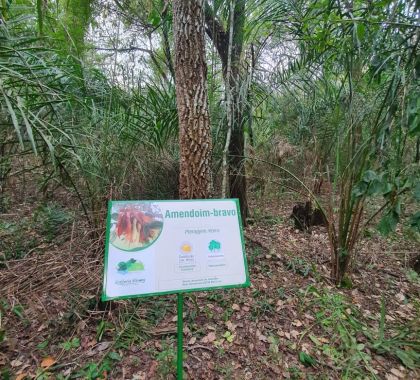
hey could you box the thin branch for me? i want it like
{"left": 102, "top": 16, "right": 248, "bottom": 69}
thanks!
{"left": 93, "top": 46, "right": 153, "bottom": 54}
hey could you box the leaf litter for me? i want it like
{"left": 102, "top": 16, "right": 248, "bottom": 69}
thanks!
{"left": 0, "top": 195, "right": 419, "bottom": 379}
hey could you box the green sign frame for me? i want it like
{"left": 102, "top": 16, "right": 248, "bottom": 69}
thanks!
{"left": 101, "top": 198, "right": 250, "bottom": 301}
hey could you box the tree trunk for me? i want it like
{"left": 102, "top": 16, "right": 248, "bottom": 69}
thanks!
{"left": 173, "top": 0, "right": 212, "bottom": 199}
{"left": 229, "top": 112, "right": 249, "bottom": 221}
{"left": 204, "top": 0, "right": 249, "bottom": 221}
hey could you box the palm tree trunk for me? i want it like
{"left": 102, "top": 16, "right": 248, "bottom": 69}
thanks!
{"left": 204, "top": 0, "right": 248, "bottom": 221}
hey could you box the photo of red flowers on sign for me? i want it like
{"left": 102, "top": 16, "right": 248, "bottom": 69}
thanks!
{"left": 109, "top": 203, "right": 163, "bottom": 251}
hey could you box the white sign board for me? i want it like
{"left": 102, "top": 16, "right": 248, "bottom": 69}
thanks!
{"left": 102, "top": 199, "right": 249, "bottom": 300}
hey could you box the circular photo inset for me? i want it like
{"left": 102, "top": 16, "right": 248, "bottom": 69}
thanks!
{"left": 109, "top": 203, "right": 163, "bottom": 252}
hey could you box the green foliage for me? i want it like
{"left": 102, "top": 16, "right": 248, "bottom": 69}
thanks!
{"left": 304, "top": 285, "right": 420, "bottom": 377}
{"left": 96, "top": 319, "right": 113, "bottom": 342}
{"left": 74, "top": 359, "right": 111, "bottom": 380}
{"left": 37, "top": 339, "right": 49, "bottom": 350}
{"left": 0, "top": 218, "right": 39, "bottom": 263}
{"left": 286, "top": 257, "right": 312, "bottom": 277}
{"left": 60, "top": 336, "right": 80, "bottom": 351}
{"left": 369, "top": 299, "right": 420, "bottom": 369}
{"left": 34, "top": 203, "right": 73, "bottom": 242}
{"left": 251, "top": 296, "right": 275, "bottom": 319}
{"left": 115, "top": 308, "right": 151, "bottom": 349}
{"left": 265, "top": 0, "right": 420, "bottom": 283}
{"left": 299, "top": 351, "right": 316, "bottom": 367}
{"left": 155, "top": 338, "right": 177, "bottom": 378}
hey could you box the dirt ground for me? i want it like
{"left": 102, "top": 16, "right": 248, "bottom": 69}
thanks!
{"left": 0, "top": 190, "right": 419, "bottom": 379}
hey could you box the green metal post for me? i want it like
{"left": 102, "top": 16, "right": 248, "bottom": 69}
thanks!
{"left": 177, "top": 293, "right": 184, "bottom": 380}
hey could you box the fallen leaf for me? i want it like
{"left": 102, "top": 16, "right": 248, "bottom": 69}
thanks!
{"left": 256, "top": 330, "right": 268, "bottom": 342}
{"left": 41, "top": 356, "right": 56, "bottom": 368}
{"left": 390, "top": 368, "right": 404, "bottom": 378}
{"left": 292, "top": 320, "right": 302, "bottom": 327}
{"left": 226, "top": 321, "right": 236, "bottom": 331}
{"left": 290, "top": 330, "right": 300, "bottom": 339}
{"left": 147, "top": 361, "right": 158, "bottom": 377}
{"left": 132, "top": 371, "right": 146, "bottom": 380}
{"left": 188, "top": 337, "right": 196, "bottom": 345}
{"left": 16, "top": 374, "right": 27, "bottom": 380}
{"left": 96, "top": 341, "right": 112, "bottom": 352}
{"left": 232, "top": 304, "right": 240, "bottom": 311}
{"left": 201, "top": 332, "right": 216, "bottom": 343}
{"left": 11, "top": 359, "right": 23, "bottom": 367}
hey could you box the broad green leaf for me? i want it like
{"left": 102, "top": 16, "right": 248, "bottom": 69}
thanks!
{"left": 362, "top": 170, "right": 378, "bottom": 183}
{"left": 352, "top": 182, "right": 367, "bottom": 198}
{"left": 377, "top": 212, "right": 399, "bottom": 235}
{"left": 367, "top": 179, "right": 383, "bottom": 196}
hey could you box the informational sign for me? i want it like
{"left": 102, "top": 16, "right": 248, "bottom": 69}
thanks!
{"left": 102, "top": 199, "right": 249, "bottom": 300}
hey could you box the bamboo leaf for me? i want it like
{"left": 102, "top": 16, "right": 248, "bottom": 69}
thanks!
{"left": 0, "top": 86, "right": 24, "bottom": 148}
{"left": 16, "top": 96, "right": 37, "bottom": 154}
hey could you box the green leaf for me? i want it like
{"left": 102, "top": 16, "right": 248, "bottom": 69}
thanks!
{"left": 414, "top": 182, "right": 420, "bottom": 201}
{"left": 356, "top": 23, "right": 365, "bottom": 41}
{"left": 395, "top": 348, "right": 419, "bottom": 369}
{"left": 377, "top": 212, "right": 399, "bottom": 235}
{"left": 108, "top": 351, "right": 122, "bottom": 361}
{"left": 299, "top": 351, "right": 316, "bottom": 366}
{"left": 61, "top": 337, "right": 80, "bottom": 350}
{"left": 352, "top": 182, "right": 368, "bottom": 198}
{"left": 149, "top": 9, "right": 161, "bottom": 27}
{"left": 308, "top": 334, "right": 321, "bottom": 346}
{"left": 223, "top": 331, "right": 234, "bottom": 343}
{"left": 36, "top": 0, "right": 44, "bottom": 35}
{"left": 61, "top": 341, "right": 72, "bottom": 350}
{"left": 366, "top": 179, "right": 383, "bottom": 196}
{"left": 362, "top": 170, "right": 378, "bottom": 183}
{"left": 16, "top": 95, "right": 37, "bottom": 154}
{"left": 381, "top": 182, "right": 393, "bottom": 196}
{"left": 37, "top": 340, "right": 49, "bottom": 350}
{"left": 0, "top": 88, "right": 24, "bottom": 148}
{"left": 12, "top": 305, "right": 24, "bottom": 319}
{"left": 71, "top": 337, "right": 80, "bottom": 348}
{"left": 409, "top": 212, "right": 420, "bottom": 231}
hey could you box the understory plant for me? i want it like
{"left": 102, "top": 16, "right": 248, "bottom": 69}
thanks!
{"left": 295, "top": 0, "right": 419, "bottom": 285}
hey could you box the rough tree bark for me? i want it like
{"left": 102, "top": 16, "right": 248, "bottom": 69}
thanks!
{"left": 172, "top": 0, "right": 212, "bottom": 199}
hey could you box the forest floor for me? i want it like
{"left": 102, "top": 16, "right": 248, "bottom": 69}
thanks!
{"left": 0, "top": 190, "right": 419, "bottom": 380}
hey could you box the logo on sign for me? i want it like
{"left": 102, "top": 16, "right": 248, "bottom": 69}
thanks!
{"left": 208, "top": 240, "right": 221, "bottom": 253}
{"left": 180, "top": 242, "right": 193, "bottom": 254}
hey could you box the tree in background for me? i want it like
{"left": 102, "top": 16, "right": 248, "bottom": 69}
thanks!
{"left": 172, "top": 0, "right": 212, "bottom": 198}
{"left": 205, "top": 0, "right": 249, "bottom": 221}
